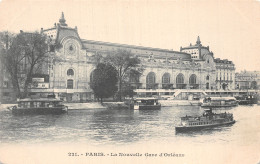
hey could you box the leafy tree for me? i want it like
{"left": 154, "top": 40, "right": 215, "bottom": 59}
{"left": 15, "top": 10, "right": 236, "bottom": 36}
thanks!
{"left": 90, "top": 63, "right": 118, "bottom": 103}
{"left": 104, "top": 49, "right": 143, "bottom": 101}
{"left": 121, "top": 84, "right": 134, "bottom": 98}
{"left": 0, "top": 31, "right": 49, "bottom": 98}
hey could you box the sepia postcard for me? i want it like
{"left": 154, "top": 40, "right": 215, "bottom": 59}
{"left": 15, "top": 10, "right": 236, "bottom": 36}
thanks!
{"left": 0, "top": 0, "right": 260, "bottom": 163}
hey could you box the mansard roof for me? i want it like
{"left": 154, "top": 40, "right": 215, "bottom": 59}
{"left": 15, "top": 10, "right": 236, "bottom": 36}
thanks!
{"left": 214, "top": 58, "right": 233, "bottom": 64}
{"left": 180, "top": 36, "right": 210, "bottom": 51}
{"left": 56, "top": 26, "right": 81, "bottom": 43}
{"left": 82, "top": 39, "right": 190, "bottom": 55}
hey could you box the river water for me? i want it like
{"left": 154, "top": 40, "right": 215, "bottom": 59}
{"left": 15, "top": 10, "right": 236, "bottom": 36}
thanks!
{"left": 0, "top": 104, "right": 260, "bottom": 163}
{"left": 0, "top": 104, "right": 260, "bottom": 145}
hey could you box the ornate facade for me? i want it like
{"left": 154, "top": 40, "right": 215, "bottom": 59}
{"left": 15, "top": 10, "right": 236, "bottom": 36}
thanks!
{"left": 235, "top": 71, "right": 260, "bottom": 90}
{"left": 215, "top": 58, "right": 235, "bottom": 90}
{"left": 0, "top": 13, "right": 237, "bottom": 102}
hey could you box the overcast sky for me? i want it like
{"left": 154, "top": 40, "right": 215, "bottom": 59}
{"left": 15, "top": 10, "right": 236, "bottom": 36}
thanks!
{"left": 0, "top": 0, "right": 259, "bottom": 72}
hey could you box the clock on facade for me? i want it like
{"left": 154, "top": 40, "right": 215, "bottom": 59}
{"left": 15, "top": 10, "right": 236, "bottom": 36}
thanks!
{"left": 66, "top": 43, "right": 76, "bottom": 55}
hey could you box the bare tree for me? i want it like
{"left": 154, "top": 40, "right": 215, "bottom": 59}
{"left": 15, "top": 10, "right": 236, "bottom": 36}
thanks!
{"left": 0, "top": 31, "right": 49, "bottom": 99}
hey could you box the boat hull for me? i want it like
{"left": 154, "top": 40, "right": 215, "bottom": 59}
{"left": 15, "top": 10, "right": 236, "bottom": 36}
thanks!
{"left": 175, "top": 120, "right": 235, "bottom": 132}
{"left": 238, "top": 100, "right": 256, "bottom": 105}
{"left": 201, "top": 104, "right": 237, "bottom": 108}
{"left": 138, "top": 105, "right": 161, "bottom": 110}
{"left": 11, "top": 107, "right": 67, "bottom": 115}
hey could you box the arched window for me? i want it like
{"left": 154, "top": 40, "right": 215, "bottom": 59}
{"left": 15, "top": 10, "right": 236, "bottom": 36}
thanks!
{"left": 189, "top": 74, "right": 196, "bottom": 84}
{"left": 206, "top": 75, "right": 210, "bottom": 80}
{"left": 206, "top": 82, "right": 209, "bottom": 89}
{"left": 146, "top": 72, "right": 156, "bottom": 84}
{"left": 67, "top": 79, "right": 73, "bottom": 89}
{"left": 146, "top": 72, "right": 156, "bottom": 89}
{"left": 162, "top": 73, "right": 170, "bottom": 84}
{"left": 176, "top": 73, "right": 184, "bottom": 84}
{"left": 67, "top": 69, "right": 74, "bottom": 76}
{"left": 176, "top": 73, "right": 185, "bottom": 89}
{"left": 189, "top": 74, "right": 198, "bottom": 89}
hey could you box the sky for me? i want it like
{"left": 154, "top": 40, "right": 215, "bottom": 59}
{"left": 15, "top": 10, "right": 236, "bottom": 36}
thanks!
{"left": 0, "top": 0, "right": 259, "bottom": 72}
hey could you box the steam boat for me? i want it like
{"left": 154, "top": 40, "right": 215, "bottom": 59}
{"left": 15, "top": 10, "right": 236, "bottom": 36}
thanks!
{"left": 201, "top": 97, "right": 238, "bottom": 108}
{"left": 130, "top": 97, "right": 161, "bottom": 110}
{"left": 235, "top": 95, "right": 258, "bottom": 105}
{"left": 175, "top": 109, "right": 235, "bottom": 132}
{"left": 8, "top": 97, "right": 68, "bottom": 115}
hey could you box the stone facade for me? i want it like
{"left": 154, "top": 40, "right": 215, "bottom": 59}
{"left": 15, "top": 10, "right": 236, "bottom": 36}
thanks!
{"left": 0, "top": 13, "right": 237, "bottom": 102}
{"left": 215, "top": 58, "right": 236, "bottom": 90}
{"left": 235, "top": 71, "right": 260, "bottom": 90}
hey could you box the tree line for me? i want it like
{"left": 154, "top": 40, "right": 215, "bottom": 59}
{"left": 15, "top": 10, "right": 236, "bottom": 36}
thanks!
{"left": 0, "top": 31, "right": 143, "bottom": 102}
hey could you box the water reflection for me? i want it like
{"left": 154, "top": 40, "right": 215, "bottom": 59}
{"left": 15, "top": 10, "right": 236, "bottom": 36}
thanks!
{"left": 0, "top": 105, "right": 260, "bottom": 146}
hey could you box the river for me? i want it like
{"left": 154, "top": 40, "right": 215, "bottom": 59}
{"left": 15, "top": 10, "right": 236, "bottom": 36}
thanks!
{"left": 0, "top": 104, "right": 260, "bottom": 163}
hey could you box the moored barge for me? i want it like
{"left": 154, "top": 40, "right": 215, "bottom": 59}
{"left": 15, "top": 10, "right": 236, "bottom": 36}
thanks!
{"left": 8, "top": 98, "right": 68, "bottom": 115}
{"left": 130, "top": 97, "right": 161, "bottom": 110}
{"left": 201, "top": 97, "right": 238, "bottom": 108}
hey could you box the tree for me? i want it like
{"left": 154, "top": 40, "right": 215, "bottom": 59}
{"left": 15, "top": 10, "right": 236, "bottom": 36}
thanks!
{"left": 104, "top": 49, "right": 143, "bottom": 101}
{"left": 0, "top": 31, "right": 49, "bottom": 98}
{"left": 90, "top": 63, "right": 118, "bottom": 103}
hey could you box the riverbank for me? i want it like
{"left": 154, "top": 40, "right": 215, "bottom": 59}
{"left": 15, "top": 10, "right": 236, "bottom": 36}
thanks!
{"left": 102, "top": 102, "right": 129, "bottom": 109}
{"left": 0, "top": 102, "right": 106, "bottom": 111}
{"left": 0, "top": 100, "right": 202, "bottom": 112}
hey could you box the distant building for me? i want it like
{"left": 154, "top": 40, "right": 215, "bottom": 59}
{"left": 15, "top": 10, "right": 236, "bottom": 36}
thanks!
{"left": 0, "top": 13, "right": 237, "bottom": 102}
{"left": 214, "top": 58, "right": 235, "bottom": 90}
{"left": 180, "top": 37, "right": 236, "bottom": 90}
{"left": 235, "top": 71, "right": 260, "bottom": 90}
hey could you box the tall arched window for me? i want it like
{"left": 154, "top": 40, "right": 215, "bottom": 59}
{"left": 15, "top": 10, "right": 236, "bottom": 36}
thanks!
{"left": 146, "top": 72, "right": 156, "bottom": 89}
{"left": 206, "top": 82, "right": 209, "bottom": 89}
{"left": 162, "top": 73, "right": 170, "bottom": 84}
{"left": 176, "top": 73, "right": 184, "bottom": 84}
{"left": 189, "top": 74, "right": 196, "bottom": 84}
{"left": 67, "top": 69, "right": 74, "bottom": 76}
{"left": 162, "top": 73, "right": 171, "bottom": 89}
{"left": 176, "top": 73, "right": 185, "bottom": 89}
{"left": 67, "top": 79, "right": 73, "bottom": 89}
{"left": 206, "top": 75, "right": 210, "bottom": 80}
{"left": 146, "top": 72, "right": 156, "bottom": 84}
{"left": 189, "top": 74, "right": 197, "bottom": 89}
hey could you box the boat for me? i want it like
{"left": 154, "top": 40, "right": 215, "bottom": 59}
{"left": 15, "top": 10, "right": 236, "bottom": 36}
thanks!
{"left": 175, "top": 109, "right": 235, "bottom": 132}
{"left": 235, "top": 95, "right": 258, "bottom": 105}
{"left": 200, "top": 97, "right": 238, "bottom": 108}
{"left": 8, "top": 97, "right": 68, "bottom": 115}
{"left": 129, "top": 97, "right": 161, "bottom": 110}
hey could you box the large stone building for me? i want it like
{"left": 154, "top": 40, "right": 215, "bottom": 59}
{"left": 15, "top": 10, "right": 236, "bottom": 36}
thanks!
{"left": 235, "top": 71, "right": 260, "bottom": 90}
{"left": 0, "top": 13, "right": 236, "bottom": 102}
{"left": 214, "top": 58, "right": 235, "bottom": 90}
{"left": 180, "top": 37, "right": 236, "bottom": 90}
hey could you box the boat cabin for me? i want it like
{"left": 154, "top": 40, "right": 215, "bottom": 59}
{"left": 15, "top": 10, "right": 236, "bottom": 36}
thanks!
{"left": 133, "top": 97, "right": 159, "bottom": 105}
{"left": 201, "top": 97, "right": 237, "bottom": 107}
{"left": 17, "top": 98, "right": 63, "bottom": 108}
